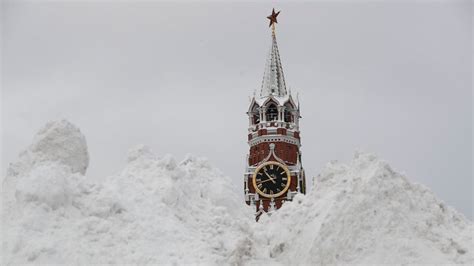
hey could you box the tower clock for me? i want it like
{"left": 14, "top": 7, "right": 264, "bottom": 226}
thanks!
{"left": 244, "top": 9, "right": 306, "bottom": 220}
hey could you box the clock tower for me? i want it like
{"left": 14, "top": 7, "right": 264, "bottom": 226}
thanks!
{"left": 244, "top": 9, "right": 306, "bottom": 220}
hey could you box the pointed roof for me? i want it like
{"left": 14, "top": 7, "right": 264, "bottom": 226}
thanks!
{"left": 260, "top": 31, "right": 287, "bottom": 98}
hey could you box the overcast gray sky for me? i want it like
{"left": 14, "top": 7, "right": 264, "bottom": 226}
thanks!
{"left": 2, "top": 0, "right": 472, "bottom": 218}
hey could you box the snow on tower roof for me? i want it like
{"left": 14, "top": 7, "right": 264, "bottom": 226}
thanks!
{"left": 260, "top": 31, "right": 287, "bottom": 98}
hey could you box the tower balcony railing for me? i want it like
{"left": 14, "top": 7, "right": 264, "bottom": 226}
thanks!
{"left": 249, "top": 126, "right": 298, "bottom": 138}
{"left": 248, "top": 121, "right": 298, "bottom": 132}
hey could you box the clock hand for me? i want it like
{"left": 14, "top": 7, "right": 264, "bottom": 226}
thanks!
{"left": 256, "top": 178, "right": 275, "bottom": 185}
{"left": 263, "top": 169, "right": 276, "bottom": 183}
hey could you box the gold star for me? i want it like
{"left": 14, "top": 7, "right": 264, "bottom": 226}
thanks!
{"left": 267, "top": 8, "right": 280, "bottom": 28}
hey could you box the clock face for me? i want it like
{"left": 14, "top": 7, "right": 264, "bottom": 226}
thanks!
{"left": 252, "top": 161, "right": 291, "bottom": 198}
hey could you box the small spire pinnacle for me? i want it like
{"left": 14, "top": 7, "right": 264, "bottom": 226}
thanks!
{"left": 297, "top": 92, "right": 300, "bottom": 109}
{"left": 268, "top": 198, "right": 276, "bottom": 213}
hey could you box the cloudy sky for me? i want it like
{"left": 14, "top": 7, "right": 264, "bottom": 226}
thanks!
{"left": 2, "top": 1, "right": 472, "bottom": 218}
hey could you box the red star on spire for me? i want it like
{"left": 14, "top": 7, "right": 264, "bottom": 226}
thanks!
{"left": 267, "top": 8, "right": 280, "bottom": 28}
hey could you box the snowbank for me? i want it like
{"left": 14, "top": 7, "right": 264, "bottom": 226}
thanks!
{"left": 2, "top": 121, "right": 253, "bottom": 264}
{"left": 2, "top": 120, "right": 472, "bottom": 265}
{"left": 8, "top": 119, "right": 89, "bottom": 177}
{"left": 3, "top": 119, "right": 89, "bottom": 214}
{"left": 250, "top": 152, "right": 472, "bottom": 265}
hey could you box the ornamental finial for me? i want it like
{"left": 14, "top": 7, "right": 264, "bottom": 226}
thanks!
{"left": 266, "top": 8, "right": 280, "bottom": 34}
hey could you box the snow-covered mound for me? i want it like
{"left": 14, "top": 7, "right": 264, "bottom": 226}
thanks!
{"left": 2, "top": 120, "right": 253, "bottom": 264}
{"left": 2, "top": 120, "right": 472, "bottom": 265}
{"left": 250, "top": 152, "right": 473, "bottom": 265}
{"left": 8, "top": 119, "right": 89, "bottom": 176}
{"left": 3, "top": 120, "right": 89, "bottom": 209}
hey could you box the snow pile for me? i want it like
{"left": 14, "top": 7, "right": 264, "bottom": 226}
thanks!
{"left": 3, "top": 119, "right": 89, "bottom": 209}
{"left": 250, "top": 152, "right": 473, "bottom": 265}
{"left": 3, "top": 120, "right": 473, "bottom": 265}
{"left": 2, "top": 120, "right": 254, "bottom": 264}
{"left": 8, "top": 119, "right": 89, "bottom": 176}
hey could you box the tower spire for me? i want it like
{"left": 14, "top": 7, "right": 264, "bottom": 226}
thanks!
{"left": 261, "top": 9, "right": 287, "bottom": 98}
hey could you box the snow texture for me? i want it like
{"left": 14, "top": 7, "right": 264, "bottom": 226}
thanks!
{"left": 251, "top": 152, "right": 473, "bottom": 265}
{"left": 6, "top": 119, "right": 89, "bottom": 177}
{"left": 2, "top": 120, "right": 473, "bottom": 265}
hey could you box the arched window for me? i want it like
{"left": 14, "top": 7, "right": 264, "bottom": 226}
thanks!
{"left": 284, "top": 104, "right": 293, "bottom": 122}
{"left": 266, "top": 104, "right": 278, "bottom": 121}
{"left": 250, "top": 105, "right": 260, "bottom": 125}
{"left": 253, "top": 113, "right": 260, "bottom": 124}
